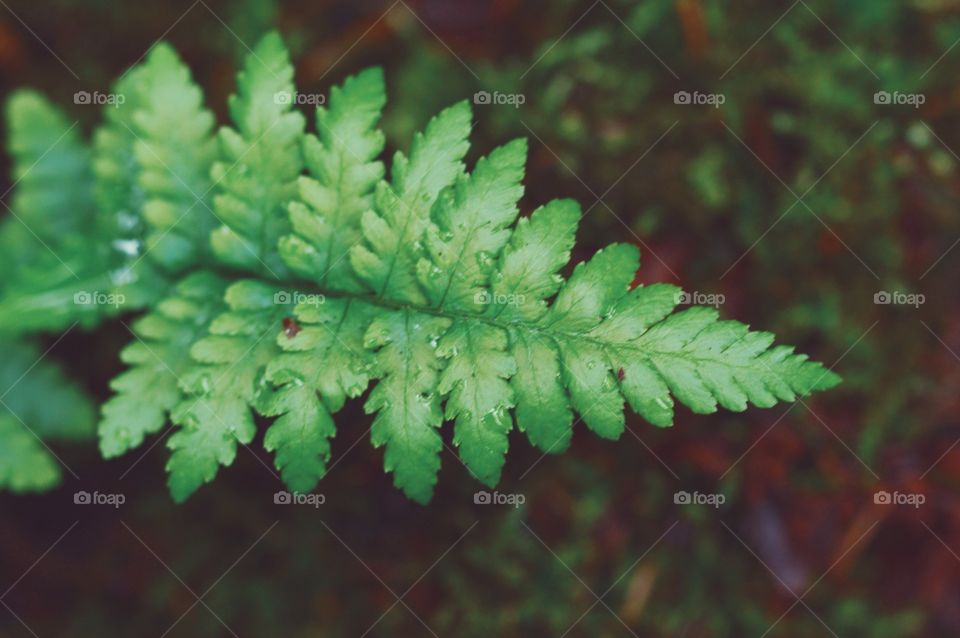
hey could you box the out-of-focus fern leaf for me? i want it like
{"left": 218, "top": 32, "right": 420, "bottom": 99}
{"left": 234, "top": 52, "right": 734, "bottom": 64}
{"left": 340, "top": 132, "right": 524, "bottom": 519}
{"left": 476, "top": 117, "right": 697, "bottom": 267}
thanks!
{"left": 0, "top": 71, "right": 168, "bottom": 333}
{"left": 6, "top": 91, "right": 93, "bottom": 240}
{"left": 0, "top": 340, "right": 95, "bottom": 492}
{"left": 0, "top": 416, "right": 60, "bottom": 492}
{"left": 0, "top": 340, "right": 95, "bottom": 440}
{"left": 0, "top": 92, "right": 97, "bottom": 325}
{"left": 131, "top": 43, "right": 218, "bottom": 271}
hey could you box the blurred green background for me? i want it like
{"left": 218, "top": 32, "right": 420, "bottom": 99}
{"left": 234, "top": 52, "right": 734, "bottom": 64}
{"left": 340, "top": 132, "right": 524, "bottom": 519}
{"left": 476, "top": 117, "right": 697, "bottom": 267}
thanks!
{"left": 1, "top": 0, "right": 959, "bottom": 635}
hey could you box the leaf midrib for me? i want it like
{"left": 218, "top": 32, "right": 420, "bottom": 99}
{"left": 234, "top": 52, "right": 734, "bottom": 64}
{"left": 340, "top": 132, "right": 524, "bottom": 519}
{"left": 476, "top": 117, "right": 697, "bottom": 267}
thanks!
{"left": 288, "top": 282, "right": 790, "bottom": 375}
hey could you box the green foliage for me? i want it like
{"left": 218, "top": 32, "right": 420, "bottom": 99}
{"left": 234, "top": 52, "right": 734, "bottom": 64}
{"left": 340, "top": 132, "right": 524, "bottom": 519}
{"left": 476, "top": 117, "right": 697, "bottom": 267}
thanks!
{"left": 209, "top": 31, "right": 305, "bottom": 277}
{"left": 0, "top": 76, "right": 168, "bottom": 334}
{"left": 0, "top": 340, "right": 94, "bottom": 491}
{"left": 167, "top": 279, "right": 285, "bottom": 501}
{"left": 131, "top": 44, "right": 218, "bottom": 271}
{"left": 0, "top": 91, "right": 98, "bottom": 327}
{"left": 0, "top": 94, "right": 101, "bottom": 490}
{"left": 99, "top": 271, "right": 227, "bottom": 458}
{"left": 3, "top": 32, "right": 839, "bottom": 503}
{"left": 279, "top": 66, "right": 386, "bottom": 292}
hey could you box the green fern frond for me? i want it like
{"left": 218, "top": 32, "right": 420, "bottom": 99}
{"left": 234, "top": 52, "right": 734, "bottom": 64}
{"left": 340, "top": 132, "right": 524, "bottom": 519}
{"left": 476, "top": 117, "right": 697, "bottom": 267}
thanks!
{"left": 99, "top": 271, "right": 227, "bottom": 458}
{"left": 0, "top": 340, "right": 95, "bottom": 492}
{"left": 263, "top": 297, "right": 375, "bottom": 492}
{"left": 92, "top": 72, "right": 144, "bottom": 237}
{"left": 279, "top": 66, "right": 386, "bottom": 291}
{"left": 209, "top": 31, "right": 305, "bottom": 277}
{"left": 0, "top": 75, "right": 169, "bottom": 333}
{"left": 0, "top": 415, "right": 61, "bottom": 492}
{"left": 131, "top": 44, "right": 218, "bottom": 271}
{"left": 166, "top": 279, "right": 286, "bottom": 501}
{"left": 1, "top": 34, "right": 840, "bottom": 503}
{"left": 349, "top": 101, "right": 472, "bottom": 303}
{"left": 6, "top": 91, "right": 94, "bottom": 240}
{"left": 0, "top": 92, "right": 96, "bottom": 316}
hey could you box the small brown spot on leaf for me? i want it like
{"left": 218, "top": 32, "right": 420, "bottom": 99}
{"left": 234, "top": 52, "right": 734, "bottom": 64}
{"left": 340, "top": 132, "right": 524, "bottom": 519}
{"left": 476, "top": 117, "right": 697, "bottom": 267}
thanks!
{"left": 283, "top": 317, "right": 301, "bottom": 339}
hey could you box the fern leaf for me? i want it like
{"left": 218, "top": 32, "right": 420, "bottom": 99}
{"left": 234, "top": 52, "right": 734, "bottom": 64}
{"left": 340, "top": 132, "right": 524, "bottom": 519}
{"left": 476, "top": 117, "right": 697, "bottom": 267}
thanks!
{"left": 0, "top": 93, "right": 99, "bottom": 329}
{"left": 92, "top": 67, "right": 149, "bottom": 244}
{"left": 99, "top": 272, "right": 227, "bottom": 457}
{"left": 32, "top": 35, "right": 840, "bottom": 505}
{"left": 544, "top": 243, "right": 640, "bottom": 438}
{"left": 364, "top": 310, "right": 451, "bottom": 504}
{"left": 415, "top": 139, "right": 527, "bottom": 484}
{"left": 262, "top": 297, "right": 374, "bottom": 491}
{"left": 259, "top": 382, "right": 336, "bottom": 493}
{"left": 0, "top": 340, "right": 95, "bottom": 440}
{"left": 350, "top": 101, "right": 472, "bottom": 303}
{"left": 492, "top": 200, "right": 579, "bottom": 448}
{"left": 437, "top": 321, "right": 516, "bottom": 486}
{"left": 6, "top": 91, "right": 93, "bottom": 240}
{"left": 131, "top": 44, "right": 218, "bottom": 271}
{"left": 0, "top": 416, "right": 60, "bottom": 492}
{"left": 279, "top": 67, "right": 386, "bottom": 291}
{"left": 167, "top": 279, "right": 285, "bottom": 501}
{"left": 509, "top": 328, "right": 574, "bottom": 451}
{"left": 0, "top": 340, "right": 95, "bottom": 492}
{"left": 210, "top": 31, "right": 305, "bottom": 277}
{"left": 0, "top": 70, "right": 169, "bottom": 333}
{"left": 263, "top": 67, "right": 387, "bottom": 491}
{"left": 417, "top": 138, "right": 526, "bottom": 310}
